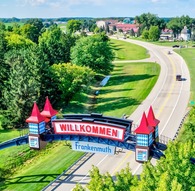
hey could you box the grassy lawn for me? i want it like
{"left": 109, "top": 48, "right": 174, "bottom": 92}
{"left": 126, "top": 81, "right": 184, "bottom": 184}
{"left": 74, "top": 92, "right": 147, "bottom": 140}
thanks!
{"left": 0, "top": 142, "right": 84, "bottom": 191}
{"left": 174, "top": 48, "right": 195, "bottom": 102}
{"left": 66, "top": 61, "right": 160, "bottom": 119}
{"left": 0, "top": 128, "right": 28, "bottom": 143}
{"left": 4, "top": 22, "right": 25, "bottom": 28}
{"left": 110, "top": 39, "right": 150, "bottom": 60}
{"left": 94, "top": 62, "right": 160, "bottom": 117}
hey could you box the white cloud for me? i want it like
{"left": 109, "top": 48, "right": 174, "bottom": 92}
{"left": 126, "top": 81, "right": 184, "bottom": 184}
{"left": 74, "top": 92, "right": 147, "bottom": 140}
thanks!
{"left": 24, "top": 0, "right": 47, "bottom": 6}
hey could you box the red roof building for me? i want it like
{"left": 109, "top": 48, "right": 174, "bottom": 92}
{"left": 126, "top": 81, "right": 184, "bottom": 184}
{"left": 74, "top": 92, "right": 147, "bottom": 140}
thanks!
{"left": 134, "top": 112, "right": 154, "bottom": 135}
{"left": 41, "top": 97, "right": 58, "bottom": 119}
{"left": 147, "top": 106, "right": 160, "bottom": 127}
{"left": 26, "top": 102, "right": 45, "bottom": 123}
{"left": 109, "top": 23, "right": 139, "bottom": 33}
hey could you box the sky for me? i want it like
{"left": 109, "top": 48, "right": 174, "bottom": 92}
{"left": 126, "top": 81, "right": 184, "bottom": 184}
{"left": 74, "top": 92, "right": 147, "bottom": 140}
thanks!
{"left": 0, "top": 0, "right": 195, "bottom": 19}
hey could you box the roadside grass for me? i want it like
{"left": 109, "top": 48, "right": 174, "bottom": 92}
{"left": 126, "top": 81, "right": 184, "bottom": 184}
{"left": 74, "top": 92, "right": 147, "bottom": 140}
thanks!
{"left": 152, "top": 40, "right": 194, "bottom": 47}
{"left": 110, "top": 39, "right": 150, "bottom": 60}
{"left": 65, "top": 62, "right": 160, "bottom": 119}
{"left": 126, "top": 36, "right": 195, "bottom": 47}
{"left": 174, "top": 48, "right": 195, "bottom": 102}
{"left": 94, "top": 62, "right": 160, "bottom": 118}
{"left": 0, "top": 128, "right": 28, "bottom": 143}
{"left": 0, "top": 141, "right": 84, "bottom": 191}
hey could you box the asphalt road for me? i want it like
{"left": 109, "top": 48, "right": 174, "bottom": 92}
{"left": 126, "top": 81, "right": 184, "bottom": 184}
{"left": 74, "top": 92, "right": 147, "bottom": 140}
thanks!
{"left": 43, "top": 38, "right": 190, "bottom": 191}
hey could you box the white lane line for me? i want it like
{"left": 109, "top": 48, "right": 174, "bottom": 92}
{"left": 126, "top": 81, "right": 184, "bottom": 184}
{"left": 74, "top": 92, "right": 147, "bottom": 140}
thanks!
{"left": 159, "top": 54, "right": 185, "bottom": 135}
{"left": 78, "top": 154, "right": 109, "bottom": 183}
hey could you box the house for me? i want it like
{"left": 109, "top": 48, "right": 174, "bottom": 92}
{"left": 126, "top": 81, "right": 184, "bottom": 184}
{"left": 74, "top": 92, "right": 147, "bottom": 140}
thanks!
{"left": 109, "top": 23, "right": 139, "bottom": 34}
{"left": 160, "top": 29, "right": 174, "bottom": 40}
{"left": 179, "top": 26, "right": 190, "bottom": 41}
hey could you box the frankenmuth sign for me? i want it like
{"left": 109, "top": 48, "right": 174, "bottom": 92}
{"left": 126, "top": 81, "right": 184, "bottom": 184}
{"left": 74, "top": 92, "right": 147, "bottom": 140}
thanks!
{"left": 72, "top": 141, "right": 115, "bottom": 155}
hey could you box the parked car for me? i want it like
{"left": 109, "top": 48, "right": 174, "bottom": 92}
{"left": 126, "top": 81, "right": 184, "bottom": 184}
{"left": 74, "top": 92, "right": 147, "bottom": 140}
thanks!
{"left": 172, "top": 45, "right": 179, "bottom": 48}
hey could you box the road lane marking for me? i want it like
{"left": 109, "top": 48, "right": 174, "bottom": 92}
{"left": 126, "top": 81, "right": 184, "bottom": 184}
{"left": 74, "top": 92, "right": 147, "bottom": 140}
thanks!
{"left": 156, "top": 50, "right": 176, "bottom": 118}
{"left": 111, "top": 151, "right": 132, "bottom": 176}
{"left": 78, "top": 154, "right": 109, "bottom": 183}
{"left": 159, "top": 53, "right": 184, "bottom": 134}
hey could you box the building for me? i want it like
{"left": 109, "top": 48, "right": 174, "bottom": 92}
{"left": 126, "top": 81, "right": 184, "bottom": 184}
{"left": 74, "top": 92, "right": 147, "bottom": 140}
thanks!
{"left": 160, "top": 29, "right": 174, "bottom": 40}
{"left": 179, "top": 26, "right": 191, "bottom": 41}
{"left": 109, "top": 23, "right": 139, "bottom": 34}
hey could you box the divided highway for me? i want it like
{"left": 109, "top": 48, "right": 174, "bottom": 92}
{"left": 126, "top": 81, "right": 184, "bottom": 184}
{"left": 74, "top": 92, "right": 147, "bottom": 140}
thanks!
{"left": 44, "top": 39, "right": 190, "bottom": 191}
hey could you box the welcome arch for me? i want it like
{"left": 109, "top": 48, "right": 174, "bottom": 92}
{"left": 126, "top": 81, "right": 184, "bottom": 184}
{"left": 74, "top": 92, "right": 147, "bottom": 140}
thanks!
{"left": 0, "top": 97, "right": 166, "bottom": 162}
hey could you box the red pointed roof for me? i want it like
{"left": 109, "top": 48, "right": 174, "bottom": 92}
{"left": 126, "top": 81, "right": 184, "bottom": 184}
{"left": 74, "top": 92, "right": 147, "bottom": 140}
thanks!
{"left": 26, "top": 102, "right": 45, "bottom": 123}
{"left": 147, "top": 106, "right": 160, "bottom": 127}
{"left": 134, "top": 112, "right": 154, "bottom": 134}
{"left": 40, "top": 97, "right": 58, "bottom": 118}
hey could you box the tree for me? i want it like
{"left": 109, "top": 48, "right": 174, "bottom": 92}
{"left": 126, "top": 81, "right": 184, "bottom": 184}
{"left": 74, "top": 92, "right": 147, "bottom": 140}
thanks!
{"left": 5, "top": 33, "right": 35, "bottom": 50}
{"left": 135, "top": 12, "right": 166, "bottom": 32}
{"left": 39, "top": 25, "right": 77, "bottom": 65}
{"left": 142, "top": 29, "right": 149, "bottom": 40}
{"left": 129, "top": 29, "right": 135, "bottom": 37}
{"left": 112, "top": 25, "right": 117, "bottom": 32}
{"left": 25, "top": 18, "right": 44, "bottom": 43}
{"left": 149, "top": 26, "right": 160, "bottom": 41}
{"left": 0, "top": 22, "right": 6, "bottom": 31}
{"left": 66, "top": 19, "right": 82, "bottom": 34}
{"left": 71, "top": 34, "right": 114, "bottom": 75}
{"left": 0, "top": 31, "right": 8, "bottom": 108}
{"left": 50, "top": 63, "right": 95, "bottom": 104}
{"left": 167, "top": 17, "right": 183, "bottom": 37}
{"left": 2, "top": 47, "right": 43, "bottom": 128}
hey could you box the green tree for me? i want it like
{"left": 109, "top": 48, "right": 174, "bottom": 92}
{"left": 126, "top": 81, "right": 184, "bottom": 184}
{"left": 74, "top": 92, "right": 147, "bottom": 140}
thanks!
{"left": 129, "top": 29, "right": 135, "bottom": 37}
{"left": 50, "top": 63, "right": 95, "bottom": 104}
{"left": 24, "top": 18, "right": 44, "bottom": 43}
{"left": 149, "top": 26, "right": 160, "bottom": 41}
{"left": 71, "top": 34, "right": 114, "bottom": 74}
{"left": 0, "top": 22, "right": 6, "bottom": 31}
{"left": 167, "top": 17, "right": 183, "bottom": 37}
{"left": 115, "top": 164, "right": 138, "bottom": 191}
{"left": 39, "top": 25, "right": 77, "bottom": 65}
{"left": 0, "top": 31, "right": 8, "bottom": 108}
{"left": 135, "top": 13, "right": 165, "bottom": 31}
{"left": 5, "top": 33, "right": 35, "bottom": 50}
{"left": 142, "top": 29, "right": 149, "bottom": 40}
{"left": 12, "top": 23, "right": 21, "bottom": 34}
{"left": 2, "top": 47, "right": 42, "bottom": 128}
{"left": 66, "top": 19, "right": 82, "bottom": 34}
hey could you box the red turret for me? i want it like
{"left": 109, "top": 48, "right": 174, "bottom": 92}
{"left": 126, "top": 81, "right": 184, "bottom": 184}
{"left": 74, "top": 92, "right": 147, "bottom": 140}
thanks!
{"left": 147, "top": 106, "right": 160, "bottom": 127}
{"left": 26, "top": 102, "right": 45, "bottom": 123}
{"left": 41, "top": 97, "right": 58, "bottom": 119}
{"left": 134, "top": 112, "right": 154, "bottom": 134}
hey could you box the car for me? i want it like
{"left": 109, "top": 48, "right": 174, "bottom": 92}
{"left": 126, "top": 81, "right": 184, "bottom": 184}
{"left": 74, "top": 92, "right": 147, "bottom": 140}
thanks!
{"left": 176, "top": 74, "right": 182, "bottom": 81}
{"left": 172, "top": 45, "right": 179, "bottom": 48}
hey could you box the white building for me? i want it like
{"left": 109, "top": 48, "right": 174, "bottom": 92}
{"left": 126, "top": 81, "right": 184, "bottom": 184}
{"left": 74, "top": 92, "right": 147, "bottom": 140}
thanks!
{"left": 180, "top": 26, "right": 190, "bottom": 41}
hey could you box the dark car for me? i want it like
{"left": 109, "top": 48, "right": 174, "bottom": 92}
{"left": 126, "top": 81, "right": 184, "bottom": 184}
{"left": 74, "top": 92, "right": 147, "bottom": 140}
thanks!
{"left": 176, "top": 75, "right": 182, "bottom": 81}
{"left": 172, "top": 45, "right": 180, "bottom": 48}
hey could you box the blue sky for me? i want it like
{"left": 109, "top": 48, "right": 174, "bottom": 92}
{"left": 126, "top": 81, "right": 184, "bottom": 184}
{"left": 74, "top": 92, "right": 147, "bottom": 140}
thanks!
{"left": 0, "top": 0, "right": 195, "bottom": 18}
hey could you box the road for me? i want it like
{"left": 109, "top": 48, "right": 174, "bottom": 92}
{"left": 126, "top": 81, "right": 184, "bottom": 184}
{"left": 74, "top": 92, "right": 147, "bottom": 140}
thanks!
{"left": 43, "top": 38, "right": 190, "bottom": 191}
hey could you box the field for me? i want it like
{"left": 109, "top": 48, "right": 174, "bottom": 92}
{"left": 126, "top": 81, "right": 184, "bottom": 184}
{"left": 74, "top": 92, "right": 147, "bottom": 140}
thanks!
{"left": 3, "top": 22, "right": 25, "bottom": 27}
{"left": 111, "top": 38, "right": 150, "bottom": 60}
